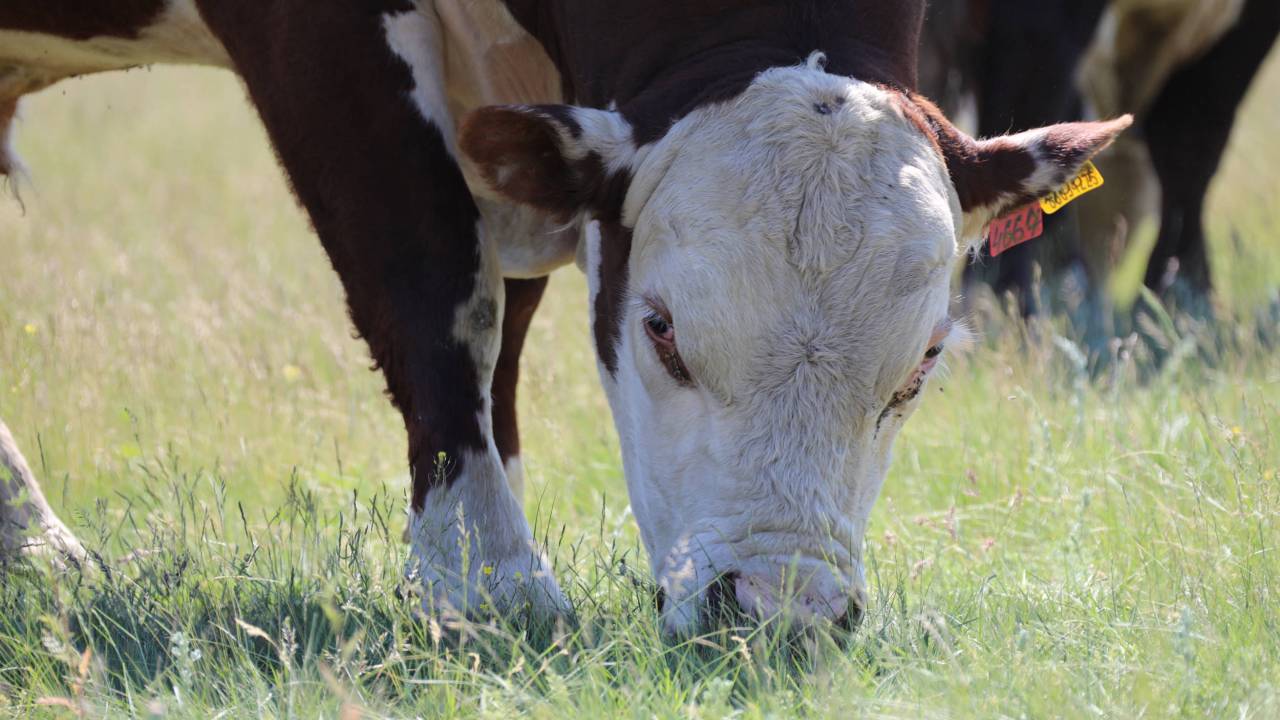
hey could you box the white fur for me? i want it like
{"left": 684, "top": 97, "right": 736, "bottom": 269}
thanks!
{"left": 405, "top": 448, "right": 563, "bottom": 615}
{"left": 0, "top": 99, "right": 29, "bottom": 200}
{"left": 478, "top": 198, "right": 579, "bottom": 278}
{"left": 957, "top": 126, "right": 1062, "bottom": 244}
{"left": 1, "top": 418, "right": 85, "bottom": 564}
{"left": 0, "top": 0, "right": 230, "bottom": 97}
{"left": 585, "top": 64, "right": 965, "bottom": 634}
{"left": 383, "top": 5, "right": 456, "bottom": 157}
{"left": 957, "top": 124, "right": 1128, "bottom": 246}
{"left": 562, "top": 107, "right": 642, "bottom": 177}
{"left": 504, "top": 456, "right": 525, "bottom": 505}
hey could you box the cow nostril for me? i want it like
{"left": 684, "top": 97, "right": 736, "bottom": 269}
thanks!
{"left": 702, "top": 572, "right": 743, "bottom": 626}
{"left": 834, "top": 598, "right": 865, "bottom": 633}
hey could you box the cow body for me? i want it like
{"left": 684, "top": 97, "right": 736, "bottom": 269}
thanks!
{"left": 1, "top": 1, "right": 1127, "bottom": 634}
{"left": 2, "top": 0, "right": 574, "bottom": 614}
{"left": 1089, "top": 0, "right": 1279, "bottom": 304}
{"left": 921, "top": 0, "right": 1279, "bottom": 322}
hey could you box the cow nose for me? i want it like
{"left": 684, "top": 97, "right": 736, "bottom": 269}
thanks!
{"left": 732, "top": 572, "right": 856, "bottom": 627}
{"left": 702, "top": 572, "right": 744, "bottom": 624}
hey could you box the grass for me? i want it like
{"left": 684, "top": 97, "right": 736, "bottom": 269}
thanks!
{"left": 0, "top": 56, "right": 1278, "bottom": 718}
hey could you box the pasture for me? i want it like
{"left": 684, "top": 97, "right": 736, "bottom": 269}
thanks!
{"left": 1, "top": 58, "right": 1278, "bottom": 718}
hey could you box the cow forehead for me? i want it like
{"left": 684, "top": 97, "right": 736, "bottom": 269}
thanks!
{"left": 626, "top": 65, "right": 959, "bottom": 404}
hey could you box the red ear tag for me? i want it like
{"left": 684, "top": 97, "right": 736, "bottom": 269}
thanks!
{"left": 986, "top": 203, "right": 1044, "bottom": 257}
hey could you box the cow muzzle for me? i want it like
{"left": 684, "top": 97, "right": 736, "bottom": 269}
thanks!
{"left": 732, "top": 571, "right": 856, "bottom": 626}
{"left": 672, "top": 562, "right": 864, "bottom": 635}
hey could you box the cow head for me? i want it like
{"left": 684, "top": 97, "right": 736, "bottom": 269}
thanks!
{"left": 461, "top": 58, "right": 1129, "bottom": 636}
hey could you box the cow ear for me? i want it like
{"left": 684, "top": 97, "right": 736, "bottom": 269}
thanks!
{"left": 460, "top": 105, "right": 637, "bottom": 221}
{"left": 932, "top": 112, "right": 1133, "bottom": 244}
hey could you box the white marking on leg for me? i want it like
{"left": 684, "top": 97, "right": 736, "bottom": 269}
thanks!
{"left": 406, "top": 448, "right": 563, "bottom": 614}
{"left": 416, "top": 220, "right": 564, "bottom": 613}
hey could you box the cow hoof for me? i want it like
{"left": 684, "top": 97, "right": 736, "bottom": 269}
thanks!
{"left": 403, "top": 463, "right": 570, "bottom": 621}
{"left": 404, "top": 545, "right": 568, "bottom": 621}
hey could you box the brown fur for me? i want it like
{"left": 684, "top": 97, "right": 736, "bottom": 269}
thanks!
{"left": 0, "top": 2, "right": 164, "bottom": 41}
{"left": 504, "top": 1, "right": 925, "bottom": 142}
{"left": 900, "top": 92, "right": 1128, "bottom": 222}
{"left": 194, "top": 0, "right": 489, "bottom": 510}
{"left": 3, "top": 0, "right": 1124, "bottom": 553}
{"left": 493, "top": 277, "right": 548, "bottom": 464}
{"left": 592, "top": 224, "right": 634, "bottom": 376}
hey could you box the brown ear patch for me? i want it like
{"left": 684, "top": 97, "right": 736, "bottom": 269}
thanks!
{"left": 460, "top": 107, "right": 583, "bottom": 218}
{"left": 460, "top": 106, "right": 632, "bottom": 223}
{"left": 901, "top": 94, "right": 1037, "bottom": 212}
{"left": 946, "top": 136, "right": 1040, "bottom": 214}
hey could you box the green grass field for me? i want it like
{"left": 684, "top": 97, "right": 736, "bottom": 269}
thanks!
{"left": 1, "top": 56, "right": 1278, "bottom": 718}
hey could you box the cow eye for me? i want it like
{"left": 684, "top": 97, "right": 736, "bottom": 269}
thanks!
{"left": 645, "top": 314, "right": 674, "bottom": 345}
{"left": 642, "top": 308, "right": 692, "bottom": 385}
{"left": 925, "top": 344, "right": 944, "bottom": 360}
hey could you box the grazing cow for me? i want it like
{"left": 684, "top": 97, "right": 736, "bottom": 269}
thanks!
{"left": 0, "top": 1, "right": 1127, "bottom": 635}
{"left": 921, "top": 0, "right": 1279, "bottom": 320}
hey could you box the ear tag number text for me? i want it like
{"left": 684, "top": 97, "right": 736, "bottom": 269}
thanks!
{"left": 987, "top": 203, "right": 1045, "bottom": 257}
{"left": 1040, "top": 160, "right": 1105, "bottom": 215}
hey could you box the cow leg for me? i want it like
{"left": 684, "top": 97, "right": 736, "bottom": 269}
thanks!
{"left": 0, "top": 97, "right": 27, "bottom": 196}
{"left": 194, "top": 1, "right": 563, "bottom": 615}
{"left": 492, "top": 276, "right": 549, "bottom": 505}
{"left": 0, "top": 419, "right": 85, "bottom": 566}
{"left": 0, "top": 98, "right": 15, "bottom": 175}
{"left": 1142, "top": 0, "right": 1280, "bottom": 306}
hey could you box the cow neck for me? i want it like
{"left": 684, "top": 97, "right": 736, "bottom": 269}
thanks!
{"left": 504, "top": 1, "right": 924, "bottom": 145}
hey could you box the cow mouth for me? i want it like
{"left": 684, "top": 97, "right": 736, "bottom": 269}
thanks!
{"left": 701, "top": 571, "right": 749, "bottom": 628}
{"left": 658, "top": 570, "right": 865, "bottom": 636}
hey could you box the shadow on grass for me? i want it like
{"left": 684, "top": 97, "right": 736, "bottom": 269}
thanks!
{"left": 0, "top": 473, "right": 921, "bottom": 712}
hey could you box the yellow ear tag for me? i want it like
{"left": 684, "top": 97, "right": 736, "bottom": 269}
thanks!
{"left": 1039, "top": 160, "right": 1105, "bottom": 215}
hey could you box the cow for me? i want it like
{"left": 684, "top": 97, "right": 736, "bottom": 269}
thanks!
{"left": 921, "top": 0, "right": 1280, "bottom": 325}
{"left": 0, "top": 1, "right": 1127, "bottom": 636}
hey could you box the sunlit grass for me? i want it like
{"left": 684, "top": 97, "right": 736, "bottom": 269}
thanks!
{"left": 0, "top": 60, "right": 1278, "bottom": 718}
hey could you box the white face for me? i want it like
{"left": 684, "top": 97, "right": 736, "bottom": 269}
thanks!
{"left": 584, "top": 67, "right": 965, "bottom": 634}
{"left": 462, "top": 54, "right": 1128, "bottom": 636}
